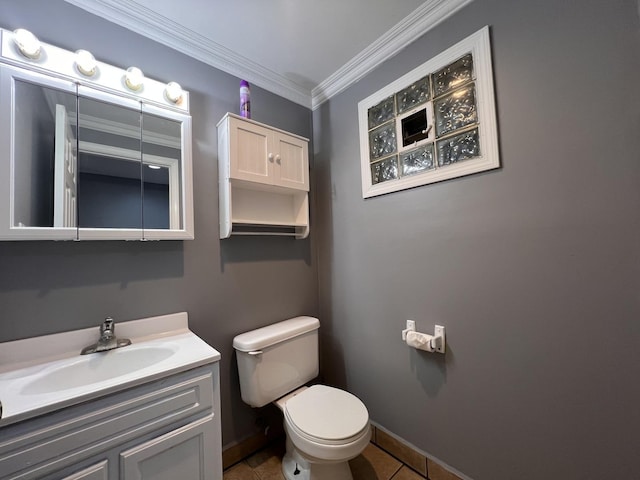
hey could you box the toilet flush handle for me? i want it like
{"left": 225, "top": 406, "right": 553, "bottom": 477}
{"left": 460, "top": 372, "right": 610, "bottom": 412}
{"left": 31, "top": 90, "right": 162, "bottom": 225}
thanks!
{"left": 248, "top": 350, "right": 263, "bottom": 356}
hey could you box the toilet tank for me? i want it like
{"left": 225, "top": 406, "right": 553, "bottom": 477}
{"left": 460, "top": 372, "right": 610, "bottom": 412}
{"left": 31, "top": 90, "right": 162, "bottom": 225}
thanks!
{"left": 233, "top": 316, "right": 320, "bottom": 408}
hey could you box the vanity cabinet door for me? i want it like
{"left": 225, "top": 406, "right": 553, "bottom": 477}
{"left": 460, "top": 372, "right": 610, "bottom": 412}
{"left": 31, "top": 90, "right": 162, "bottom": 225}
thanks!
{"left": 61, "top": 461, "right": 109, "bottom": 480}
{"left": 120, "top": 416, "right": 218, "bottom": 480}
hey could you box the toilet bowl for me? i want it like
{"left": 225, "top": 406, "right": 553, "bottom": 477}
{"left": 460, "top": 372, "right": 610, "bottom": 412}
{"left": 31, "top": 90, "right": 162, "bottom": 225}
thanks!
{"left": 233, "top": 317, "right": 370, "bottom": 480}
{"left": 279, "top": 385, "right": 370, "bottom": 479}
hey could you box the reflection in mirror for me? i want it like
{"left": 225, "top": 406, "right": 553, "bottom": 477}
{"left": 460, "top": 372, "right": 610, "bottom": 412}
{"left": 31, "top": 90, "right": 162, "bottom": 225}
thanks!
{"left": 142, "top": 112, "right": 182, "bottom": 230}
{"left": 13, "top": 80, "right": 77, "bottom": 228}
{"left": 142, "top": 164, "right": 170, "bottom": 229}
{"left": 78, "top": 154, "right": 143, "bottom": 228}
{"left": 77, "top": 96, "right": 142, "bottom": 228}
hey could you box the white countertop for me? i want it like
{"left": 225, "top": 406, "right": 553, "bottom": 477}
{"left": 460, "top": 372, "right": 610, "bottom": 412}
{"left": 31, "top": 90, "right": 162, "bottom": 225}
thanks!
{"left": 0, "top": 312, "right": 220, "bottom": 427}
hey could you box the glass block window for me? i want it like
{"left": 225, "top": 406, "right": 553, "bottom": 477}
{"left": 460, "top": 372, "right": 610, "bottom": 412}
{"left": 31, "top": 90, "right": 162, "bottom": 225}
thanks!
{"left": 401, "top": 144, "right": 435, "bottom": 176}
{"left": 358, "top": 27, "right": 499, "bottom": 198}
{"left": 368, "top": 95, "right": 395, "bottom": 129}
{"left": 368, "top": 121, "right": 397, "bottom": 160}
{"left": 396, "top": 75, "right": 430, "bottom": 114}
{"left": 433, "top": 53, "right": 474, "bottom": 97}
{"left": 371, "top": 156, "right": 399, "bottom": 184}
{"left": 434, "top": 83, "right": 477, "bottom": 137}
{"left": 436, "top": 128, "right": 480, "bottom": 166}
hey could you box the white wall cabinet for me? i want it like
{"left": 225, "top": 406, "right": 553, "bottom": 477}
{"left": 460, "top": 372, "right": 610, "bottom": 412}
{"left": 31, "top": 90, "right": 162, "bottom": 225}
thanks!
{"left": 227, "top": 116, "right": 308, "bottom": 190}
{"left": 218, "top": 113, "right": 310, "bottom": 239}
{"left": 0, "top": 365, "right": 222, "bottom": 480}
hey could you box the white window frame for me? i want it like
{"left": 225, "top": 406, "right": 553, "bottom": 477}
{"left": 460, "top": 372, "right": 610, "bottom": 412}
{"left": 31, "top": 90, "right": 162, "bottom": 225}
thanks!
{"left": 358, "top": 26, "right": 499, "bottom": 198}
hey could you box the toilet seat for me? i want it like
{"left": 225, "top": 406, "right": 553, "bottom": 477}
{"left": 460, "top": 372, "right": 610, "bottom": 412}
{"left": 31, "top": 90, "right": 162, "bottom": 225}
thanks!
{"left": 284, "top": 385, "right": 369, "bottom": 445}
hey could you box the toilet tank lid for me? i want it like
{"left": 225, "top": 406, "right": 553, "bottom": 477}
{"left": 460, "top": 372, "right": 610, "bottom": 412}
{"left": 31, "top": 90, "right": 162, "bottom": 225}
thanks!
{"left": 233, "top": 316, "right": 320, "bottom": 352}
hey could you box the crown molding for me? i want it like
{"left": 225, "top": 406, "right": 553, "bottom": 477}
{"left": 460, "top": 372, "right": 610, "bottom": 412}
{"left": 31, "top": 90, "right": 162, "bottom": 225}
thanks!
{"left": 63, "top": 0, "right": 313, "bottom": 108}
{"left": 311, "top": 0, "right": 474, "bottom": 110}
{"left": 64, "top": 0, "right": 473, "bottom": 111}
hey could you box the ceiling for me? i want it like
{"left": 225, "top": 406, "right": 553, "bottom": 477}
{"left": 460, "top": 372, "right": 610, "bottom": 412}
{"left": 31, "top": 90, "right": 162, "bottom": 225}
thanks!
{"left": 64, "top": 0, "right": 472, "bottom": 109}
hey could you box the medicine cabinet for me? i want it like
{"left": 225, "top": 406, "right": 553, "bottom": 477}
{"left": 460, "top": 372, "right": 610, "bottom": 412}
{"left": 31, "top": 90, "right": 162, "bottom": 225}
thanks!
{"left": 218, "top": 113, "right": 309, "bottom": 239}
{"left": 0, "top": 28, "right": 194, "bottom": 240}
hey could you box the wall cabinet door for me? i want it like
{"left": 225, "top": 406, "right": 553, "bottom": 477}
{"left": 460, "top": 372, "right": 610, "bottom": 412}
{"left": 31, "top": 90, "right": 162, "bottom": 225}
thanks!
{"left": 272, "top": 132, "right": 309, "bottom": 190}
{"left": 229, "top": 117, "right": 272, "bottom": 184}
{"left": 226, "top": 115, "right": 308, "bottom": 191}
{"left": 120, "top": 416, "right": 217, "bottom": 480}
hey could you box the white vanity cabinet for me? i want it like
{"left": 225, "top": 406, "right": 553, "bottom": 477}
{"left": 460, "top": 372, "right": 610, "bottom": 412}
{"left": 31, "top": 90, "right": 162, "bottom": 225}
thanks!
{"left": 0, "top": 364, "right": 222, "bottom": 480}
{"left": 218, "top": 113, "right": 310, "bottom": 239}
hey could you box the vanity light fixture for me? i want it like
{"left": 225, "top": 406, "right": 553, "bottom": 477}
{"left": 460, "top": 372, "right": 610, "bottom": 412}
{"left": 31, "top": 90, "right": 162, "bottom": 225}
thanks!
{"left": 74, "top": 49, "right": 97, "bottom": 77}
{"left": 13, "top": 28, "right": 41, "bottom": 60}
{"left": 164, "top": 81, "right": 183, "bottom": 104}
{"left": 124, "top": 66, "right": 144, "bottom": 91}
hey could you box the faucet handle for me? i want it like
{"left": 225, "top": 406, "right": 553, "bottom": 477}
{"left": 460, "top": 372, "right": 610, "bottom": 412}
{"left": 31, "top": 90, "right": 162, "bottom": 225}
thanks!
{"left": 101, "top": 317, "right": 114, "bottom": 335}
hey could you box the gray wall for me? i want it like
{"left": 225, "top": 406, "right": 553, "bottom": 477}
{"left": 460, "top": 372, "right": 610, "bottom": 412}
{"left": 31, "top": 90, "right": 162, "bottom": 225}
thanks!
{"left": 0, "top": 0, "right": 317, "bottom": 447}
{"left": 313, "top": 1, "right": 640, "bottom": 479}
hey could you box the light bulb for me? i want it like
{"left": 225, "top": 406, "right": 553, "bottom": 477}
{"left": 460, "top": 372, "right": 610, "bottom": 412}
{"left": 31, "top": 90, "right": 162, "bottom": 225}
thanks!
{"left": 164, "top": 81, "right": 183, "bottom": 104}
{"left": 75, "top": 49, "right": 97, "bottom": 77}
{"left": 124, "top": 66, "right": 144, "bottom": 91}
{"left": 13, "top": 29, "right": 41, "bottom": 60}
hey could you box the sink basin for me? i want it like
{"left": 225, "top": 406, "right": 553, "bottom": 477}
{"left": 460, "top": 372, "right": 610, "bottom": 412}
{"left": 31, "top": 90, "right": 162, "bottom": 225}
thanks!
{"left": 0, "top": 312, "right": 221, "bottom": 427}
{"left": 21, "top": 345, "right": 176, "bottom": 395}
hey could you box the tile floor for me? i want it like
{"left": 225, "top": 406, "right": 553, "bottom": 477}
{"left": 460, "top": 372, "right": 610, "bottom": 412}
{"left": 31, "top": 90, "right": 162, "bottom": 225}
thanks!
{"left": 223, "top": 440, "right": 427, "bottom": 480}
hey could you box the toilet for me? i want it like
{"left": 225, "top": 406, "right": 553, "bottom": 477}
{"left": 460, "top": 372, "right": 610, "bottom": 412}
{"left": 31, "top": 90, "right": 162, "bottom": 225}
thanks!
{"left": 233, "top": 316, "right": 370, "bottom": 480}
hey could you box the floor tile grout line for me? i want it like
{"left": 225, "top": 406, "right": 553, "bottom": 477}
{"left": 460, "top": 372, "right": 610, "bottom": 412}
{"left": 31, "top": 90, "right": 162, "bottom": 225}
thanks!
{"left": 388, "top": 460, "right": 429, "bottom": 479}
{"left": 372, "top": 444, "right": 429, "bottom": 480}
{"left": 390, "top": 465, "right": 429, "bottom": 480}
{"left": 388, "top": 462, "right": 404, "bottom": 480}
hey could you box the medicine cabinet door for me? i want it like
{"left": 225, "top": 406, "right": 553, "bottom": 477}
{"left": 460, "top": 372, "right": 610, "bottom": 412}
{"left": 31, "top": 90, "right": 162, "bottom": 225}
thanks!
{"left": 75, "top": 89, "right": 143, "bottom": 240}
{"left": 140, "top": 104, "right": 193, "bottom": 240}
{"left": 0, "top": 64, "right": 79, "bottom": 240}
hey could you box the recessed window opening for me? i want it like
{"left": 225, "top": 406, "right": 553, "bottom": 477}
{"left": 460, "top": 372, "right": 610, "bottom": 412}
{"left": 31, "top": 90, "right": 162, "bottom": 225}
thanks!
{"left": 401, "top": 108, "right": 429, "bottom": 147}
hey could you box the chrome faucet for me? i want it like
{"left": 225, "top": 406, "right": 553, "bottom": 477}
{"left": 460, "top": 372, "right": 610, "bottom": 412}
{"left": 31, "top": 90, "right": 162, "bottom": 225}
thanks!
{"left": 81, "top": 317, "right": 131, "bottom": 355}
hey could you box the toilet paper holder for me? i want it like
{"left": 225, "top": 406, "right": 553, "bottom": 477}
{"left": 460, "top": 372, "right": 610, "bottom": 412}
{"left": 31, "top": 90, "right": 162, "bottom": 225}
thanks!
{"left": 402, "top": 320, "right": 445, "bottom": 354}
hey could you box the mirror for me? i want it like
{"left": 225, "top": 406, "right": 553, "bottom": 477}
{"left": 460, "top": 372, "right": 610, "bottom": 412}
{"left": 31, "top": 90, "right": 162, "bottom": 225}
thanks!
{"left": 141, "top": 111, "right": 183, "bottom": 232}
{"left": 76, "top": 95, "right": 143, "bottom": 231}
{"left": 11, "top": 77, "right": 78, "bottom": 232}
{"left": 0, "top": 29, "right": 193, "bottom": 241}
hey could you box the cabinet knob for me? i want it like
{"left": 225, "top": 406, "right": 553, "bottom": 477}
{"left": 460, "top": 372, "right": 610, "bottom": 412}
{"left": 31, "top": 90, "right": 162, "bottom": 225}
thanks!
{"left": 268, "top": 153, "right": 274, "bottom": 162}
{"left": 275, "top": 154, "right": 281, "bottom": 164}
